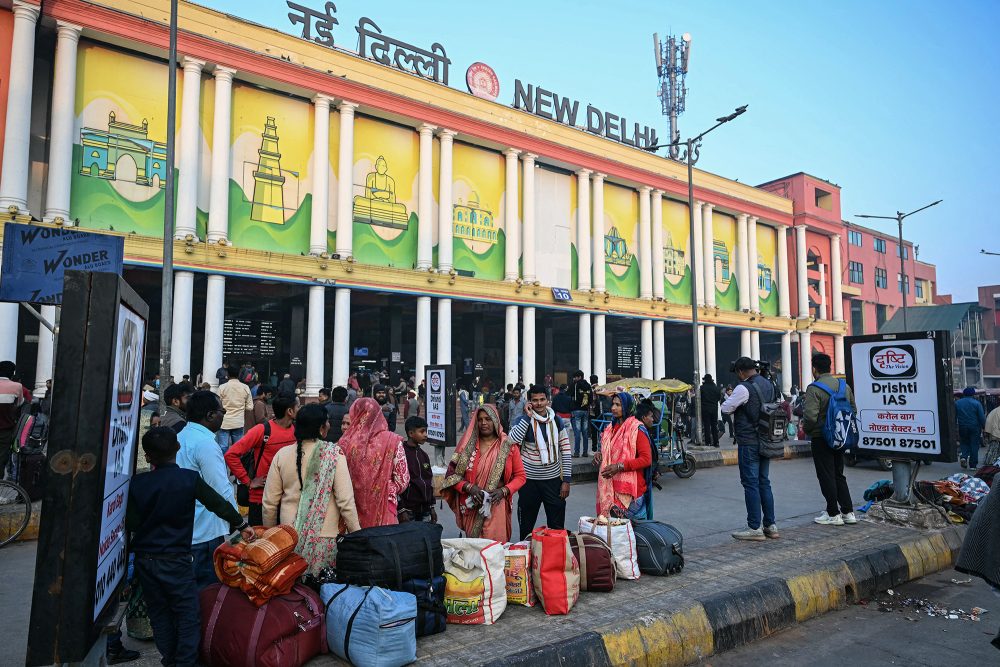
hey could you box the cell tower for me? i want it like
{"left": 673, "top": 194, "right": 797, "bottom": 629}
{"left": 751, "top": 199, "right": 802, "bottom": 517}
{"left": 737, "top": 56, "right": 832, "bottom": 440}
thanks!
{"left": 653, "top": 32, "right": 691, "bottom": 159}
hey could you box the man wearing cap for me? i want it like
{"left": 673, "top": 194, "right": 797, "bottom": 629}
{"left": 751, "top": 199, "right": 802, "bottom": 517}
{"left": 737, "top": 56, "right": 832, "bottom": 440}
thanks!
{"left": 700, "top": 374, "right": 722, "bottom": 448}
{"left": 955, "top": 387, "right": 986, "bottom": 469}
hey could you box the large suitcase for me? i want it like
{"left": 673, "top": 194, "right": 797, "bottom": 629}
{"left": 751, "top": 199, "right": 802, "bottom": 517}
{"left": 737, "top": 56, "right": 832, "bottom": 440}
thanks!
{"left": 17, "top": 451, "right": 46, "bottom": 502}
{"left": 568, "top": 532, "right": 616, "bottom": 592}
{"left": 199, "top": 583, "right": 326, "bottom": 667}
{"left": 335, "top": 521, "right": 444, "bottom": 588}
{"left": 321, "top": 583, "right": 417, "bottom": 667}
{"left": 632, "top": 520, "right": 684, "bottom": 576}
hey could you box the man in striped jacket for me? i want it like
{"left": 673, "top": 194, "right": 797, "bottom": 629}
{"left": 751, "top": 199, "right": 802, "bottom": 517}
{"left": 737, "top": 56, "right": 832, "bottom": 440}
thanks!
{"left": 507, "top": 384, "right": 573, "bottom": 541}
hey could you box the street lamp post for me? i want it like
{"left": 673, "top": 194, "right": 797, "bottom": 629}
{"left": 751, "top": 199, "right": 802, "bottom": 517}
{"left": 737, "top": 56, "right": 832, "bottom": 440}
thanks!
{"left": 645, "top": 105, "right": 747, "bottom": 445}
{"left": 159, "top": 0, "right": 179, "bottom": 412}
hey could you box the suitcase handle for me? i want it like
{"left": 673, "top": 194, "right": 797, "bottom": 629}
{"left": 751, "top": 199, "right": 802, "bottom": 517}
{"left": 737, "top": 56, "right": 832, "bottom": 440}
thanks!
{"left": 573, "top": 534, "right": 589, "bottom": 592}
{"left": 344, "top": 586, "right": 375, "bottom": 665}
{"left": 246, "top": 599, "right": 268, "bottom": 666}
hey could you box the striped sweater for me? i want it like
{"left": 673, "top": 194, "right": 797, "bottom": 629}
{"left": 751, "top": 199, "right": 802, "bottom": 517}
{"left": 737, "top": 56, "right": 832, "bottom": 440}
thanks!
{"left": 507, "top": 415, "right": 573, "bottom": 481}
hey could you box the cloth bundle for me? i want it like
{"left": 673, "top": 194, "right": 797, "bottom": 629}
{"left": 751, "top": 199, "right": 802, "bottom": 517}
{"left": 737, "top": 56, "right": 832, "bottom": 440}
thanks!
{"left": 946, "top": 473, "right": 991, "bottom": 503}
{"left": 214, "top": 525, "right": 308, "bottom": 606}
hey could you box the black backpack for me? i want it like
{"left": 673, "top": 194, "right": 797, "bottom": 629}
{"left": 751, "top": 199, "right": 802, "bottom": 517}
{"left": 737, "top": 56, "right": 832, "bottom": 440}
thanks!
{"left": 747, "top": 379, "right": 788, "bottom": 456}
{"left": 236, "top": 421, "right": 270, "bottom": 506}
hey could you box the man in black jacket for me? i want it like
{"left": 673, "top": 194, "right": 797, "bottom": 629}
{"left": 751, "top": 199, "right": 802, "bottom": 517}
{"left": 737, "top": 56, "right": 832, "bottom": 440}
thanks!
{"left": 326, "top": 386, "right": 350, "bottom": 442}
{"left": 700, "top": 374, "right": 722, "bottom": 448}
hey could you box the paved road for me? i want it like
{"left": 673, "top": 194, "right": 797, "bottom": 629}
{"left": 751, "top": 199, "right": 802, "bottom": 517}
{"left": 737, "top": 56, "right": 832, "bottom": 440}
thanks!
{"left": 705, "top": 567, "right": 999, "bottom": 666}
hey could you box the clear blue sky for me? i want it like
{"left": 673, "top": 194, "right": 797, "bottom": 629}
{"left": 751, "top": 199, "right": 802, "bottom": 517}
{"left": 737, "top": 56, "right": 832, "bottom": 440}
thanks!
{"left": 206, "top": 0, "right": 999, "bottom": 301}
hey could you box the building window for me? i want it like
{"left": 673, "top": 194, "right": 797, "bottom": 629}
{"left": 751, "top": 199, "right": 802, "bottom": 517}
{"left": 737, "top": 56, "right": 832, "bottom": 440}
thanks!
{"left": 848, "top": 261, "right": 864, "bottom": 284}
{"left": 915, "top": 280, "right": 924, "bottom": 299}
{"left": 896, "top": 244, "right": 909, "bottom": 259}
{"left": 876, "top": 304, "right": 888, "bottom": 330}
{"left": 875, "top": 268, "right": 887, "bottom": 289}
{"left": 850, "top": 300, "right": 864, "bottom": 336}
{"left": 815, "top": 187, "right": 832, "bottom": 211}
{"left": 897, "top": 274, "right": 910, "bottom": 294}
{"left": 874, "top": 238, "right": 886, "bottom": 253}
{"left": 848, "top": 230, "right": 863, "bottom": 246}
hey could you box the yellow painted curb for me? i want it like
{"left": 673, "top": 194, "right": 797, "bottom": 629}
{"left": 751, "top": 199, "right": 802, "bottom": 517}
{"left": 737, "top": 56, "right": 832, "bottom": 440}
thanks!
{"left": 600, "top": 605, "right": 714, "bottom": 667}
{"left": 785, "top": 561, "right": 853, "bottom": 622}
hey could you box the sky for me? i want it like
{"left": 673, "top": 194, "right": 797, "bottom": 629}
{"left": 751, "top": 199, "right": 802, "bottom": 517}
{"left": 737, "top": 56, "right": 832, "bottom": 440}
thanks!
{"left": 205, "top": 0, "right": 999, "bottom": 301}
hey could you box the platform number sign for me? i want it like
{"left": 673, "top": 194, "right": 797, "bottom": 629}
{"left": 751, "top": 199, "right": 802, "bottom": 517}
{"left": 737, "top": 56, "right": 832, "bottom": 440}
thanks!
{"left": 551, "top": 287, "right": 572, "bottom": 302}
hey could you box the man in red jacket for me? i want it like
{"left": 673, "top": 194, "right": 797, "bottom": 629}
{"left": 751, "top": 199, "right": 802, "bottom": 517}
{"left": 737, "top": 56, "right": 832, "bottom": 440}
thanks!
{"left": 225, "top": 395, "right": 298, "bottom": 525}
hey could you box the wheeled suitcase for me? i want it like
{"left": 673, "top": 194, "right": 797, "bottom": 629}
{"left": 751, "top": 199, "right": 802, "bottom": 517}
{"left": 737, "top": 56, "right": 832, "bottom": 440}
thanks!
{"left": 568, "top": 532, "right": 617, "bottom": 592}
{"left": 631, "top": 520, "right": 684, "bottom": 576}
{"left": 199, "top": 583, "right": 326, "bottom": 667}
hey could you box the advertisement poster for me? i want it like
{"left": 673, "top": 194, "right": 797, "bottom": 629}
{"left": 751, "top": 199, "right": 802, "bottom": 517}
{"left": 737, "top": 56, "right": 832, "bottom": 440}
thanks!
{"left": 452, "top": 143, "right": 506, "bottom": 281}
{"left": 712, "top": 212, "right": 739, "bottom": 310}
{"left": 425, "top": 366, "right": 447, "bottom": 443}
{"left": 756, "top": 224, "right": 778, "bottom": 315}
{"left": 662, "top": 197, "right": 691, "bottom": 305}
{"left": 94, "top": 303, "right": 146, "bottom": 620}
{"left": 603, "top": 183, "right": 639, "bottom": 298}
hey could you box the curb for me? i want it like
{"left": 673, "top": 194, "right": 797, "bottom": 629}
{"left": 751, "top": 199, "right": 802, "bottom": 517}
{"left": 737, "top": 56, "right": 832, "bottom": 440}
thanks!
{"left": 493, "top": 525, "right": 963, "bottom": 667}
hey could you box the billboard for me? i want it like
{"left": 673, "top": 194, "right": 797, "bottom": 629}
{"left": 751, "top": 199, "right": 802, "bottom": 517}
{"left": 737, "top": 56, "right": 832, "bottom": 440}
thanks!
{"left": 424, "top": 364, "right": 455, "bottom": 447}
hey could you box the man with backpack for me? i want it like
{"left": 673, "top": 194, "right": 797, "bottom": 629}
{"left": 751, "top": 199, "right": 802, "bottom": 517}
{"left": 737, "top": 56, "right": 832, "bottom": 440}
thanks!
{"left": 803, "top": 353, "right": 858, "bottom": 526}
{"left": 722, "top": 357, "right": 780, "bottom": 542}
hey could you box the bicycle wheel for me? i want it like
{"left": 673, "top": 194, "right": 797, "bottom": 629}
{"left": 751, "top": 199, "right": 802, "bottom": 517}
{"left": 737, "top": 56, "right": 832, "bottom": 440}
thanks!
{"left": 0, "top": 480, "right": 31, "bottom": 548}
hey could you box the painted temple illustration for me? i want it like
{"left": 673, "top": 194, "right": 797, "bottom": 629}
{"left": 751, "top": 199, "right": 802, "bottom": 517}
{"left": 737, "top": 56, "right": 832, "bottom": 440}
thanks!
{"left": 604, "top": 227, "right": 633, "bottom": 267}
{"left": 353, "top": 155, "right": 410, "bottom": 229}
{"left": 663, "top": 230, "right": 685, "bottom": 276}
{"left": 712, "top": 239, "right": 731, "bottom": 284}
{"left": 453, "top": 192, "right": 497, "bottom": 244}
{"left": 250, "top": 117, "right": 286, "bottom": 224}
{"left": 79, "top": 111, "right": 166, "bottom": 188}
{"left": 758, "top": 257, "right": 773, "bottom": 293}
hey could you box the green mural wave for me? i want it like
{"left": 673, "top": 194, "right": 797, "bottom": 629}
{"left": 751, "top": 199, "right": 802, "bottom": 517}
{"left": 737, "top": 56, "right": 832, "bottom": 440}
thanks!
{"left": 716, "top": 278, "right": 740, "bottom": 311}
{"left": 606, "top": 256, "right": 639, "bottom": 298}
{"left": 570, "top": 243, "right": 578, "bottom": 290}
{"left": 453, "top": 228, "right": 506, "bottom": 281}
{"left": 759, "top": 288, "right": 778, "bottom": 316}
{"left": 663, "top": 265, "right": 692, "bottom": 305}
{"left": 229, "top": 180, "right": 312, "bottom": 253}
{"left": 352, "top": 213, "right": 418, "bottom": 269}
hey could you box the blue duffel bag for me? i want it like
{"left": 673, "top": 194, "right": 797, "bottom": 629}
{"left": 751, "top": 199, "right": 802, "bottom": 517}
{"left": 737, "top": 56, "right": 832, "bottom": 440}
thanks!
{"left": 320, "top": 583, "right": 417, "bottom": 667}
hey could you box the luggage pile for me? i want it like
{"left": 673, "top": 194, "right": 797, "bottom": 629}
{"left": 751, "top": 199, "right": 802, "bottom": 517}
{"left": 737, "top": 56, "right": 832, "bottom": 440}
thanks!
{"left": 213, "top": 525, "right": 308, "bottom": 606}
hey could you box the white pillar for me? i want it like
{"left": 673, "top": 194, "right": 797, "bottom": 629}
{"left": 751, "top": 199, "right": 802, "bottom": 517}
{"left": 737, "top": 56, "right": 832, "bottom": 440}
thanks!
{"left": 202, "top": 275, "right": 226, "bottom": 390}
{"left": 740, "top": 329, "right": 752, "bottom": 357}
{"left": 437, "top": 130, "right": 456, "bottom": 273}
{"left": 309, "top": 95, "right": 332, "bottom": 255}
{"left": 306, "top": 285, "right": 326, "bottom": 395}
{"left": 0, "top": 2, "right": 41, "bottom": 213}
{"left": 818, "top": 263, "right": 827, "bottom": 321}
{"left": 639, "top": 186, "right": 652, "bottom": 300}
{"left": 591, "top": 173, "right": 606, "bottom": 292}
{"left": 750, "top": 330, "right": 761, "bottom": 360}
{"left": 206, "top": 66, "right": 236, "bottom": 243}
{"left": 173, "top": 57, "right": 206, "bottom": 238}
{"left": 504, "top": 306, "right": 518, "bottom": 385}
{"left": 834, "top": 334, "right": 846, "bottom": 374}
{"left": 795, "top": 225, "right": 809, "bottom": 319}
{"left": 335, "top": 102, "right": 358, "bottom": 257}
{"left": 702, "top": 203, "right": 715, "bottom": 308}
{"left": 416, "top": 123, "right": 436, "bottom": 270}
{"left": 692, "top": 202, "right": 704, "bottom": 306}
{"left": 781, "top": 332, "right": 793, "bottom": 395}
{"left": 777, "top": 225, "right": 791, "bottom": 318}
{"left": 522, "top": 306, "right": 535, "bottom": 384}
{"left": 652, "top": 320, "right": 665, "bottom": 379}
{"left": 697, "top": 324, "right": 706, "bottom": 378}
{"left": 416, "top": 296, "right": 431, "bottom": 383}
{"left": 737, "top": 213, "right": 750, "bottom": 311}
{"left": 651, "top": 190, "right": 664, "bottom": 300}
{"left": 576, "top": 169, "right": 592, "bottom": 290}
{"left": 748, "top": 216, "right": 760, "bottom": 312}
{"left": 704, "top": 325, "right": 717, "bottom": 380}
{"left": 521, "top": 153, "right": 537, "bottom": 282}
{"left": 578, "top": 313, "right": 592, "bottom": 378}
{"left": 593, "top": 314, "right": 607, "bottom": 385}
{"left": 798, "top": 329, "right": 812, "bottom": 390}
{"left": 171, "top": 271, "right": 194, "bottom": 380}
{"left": 33, "top": 305, "right": 56, "bottom": 392}
{"left": 640, "top": 319, "right": 653, "bottom": 378}
{"left": 830, "top": 234, "right": 844, "bottom": 322}
{"left": 504, "top": 149, "right": 521, "bottom": 281}
{"left": 437, "top": 298, "right": 452, "bottom": 364}
{"left": 43, "top": 22, "right": 83, "bottom": 223}
{"left": 331, "top": 288, "right": 351, "bottom": 386}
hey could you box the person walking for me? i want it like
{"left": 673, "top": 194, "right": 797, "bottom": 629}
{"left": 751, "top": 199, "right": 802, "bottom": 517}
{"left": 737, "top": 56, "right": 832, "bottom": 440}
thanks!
{"left": 506, "top": 385, "right": 572, "bottom": 541}
{"left": 217, "top": 366, "right": 252, "bottom": 453}
{"left": 802, "top": 353, "right": 857, "bottom": 526}
{"left": 722, "top": 357, "right": 778, "bottom": 542}
{"left": 721, "top": 386, "right": 735, "bottom": 442}
{"left": 699, "top": 374, "right": 722, "bottom": 448}
{"left": 277, "top": 373, "right": 296, "bottom": 399}
{"left": 569, "top": 371, "right": 592, "bottom": 458}
{"left": 955, "top": 387, "right": 987, "bottom": 469}
{"left": 505, "top": 386, "right": 526, "bottom": 430}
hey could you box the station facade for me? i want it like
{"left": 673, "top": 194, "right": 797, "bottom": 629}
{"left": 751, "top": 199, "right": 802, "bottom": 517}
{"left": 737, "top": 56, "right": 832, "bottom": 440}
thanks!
{"left": 0, "top": 0, "right": 888, "bottom": 395}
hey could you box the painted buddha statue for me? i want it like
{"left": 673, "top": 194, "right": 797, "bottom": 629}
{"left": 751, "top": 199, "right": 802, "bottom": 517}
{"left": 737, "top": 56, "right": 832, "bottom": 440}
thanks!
{"left": 353, "top": 155, "right": 409, "bottom": 229}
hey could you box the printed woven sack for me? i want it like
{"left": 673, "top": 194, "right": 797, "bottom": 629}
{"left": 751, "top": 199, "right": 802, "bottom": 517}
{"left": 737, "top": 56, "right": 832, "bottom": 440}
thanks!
{"left": 578, "top": 516, "right": 640, "bottom": 580}
{"left": 441, "top": 538, "right": 507, "bottom": 625}
{"left": 529, "top": 527, "right": 580, "bottom": 615}
{"left": 502, "top": 541, "right": 536, "bottom": 607}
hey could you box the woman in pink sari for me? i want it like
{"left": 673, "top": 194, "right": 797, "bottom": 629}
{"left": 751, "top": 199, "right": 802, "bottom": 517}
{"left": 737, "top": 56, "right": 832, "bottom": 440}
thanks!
{"left": 338, "top": 397, "right": 409, "bottom": 528}
{"left": 593, "top": 392, "right": 651, "bottom": 518}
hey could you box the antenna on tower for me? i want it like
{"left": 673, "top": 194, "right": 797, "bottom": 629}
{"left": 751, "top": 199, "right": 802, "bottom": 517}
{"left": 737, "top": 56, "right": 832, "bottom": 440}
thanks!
{"left": 654, "top": 31, "right": 691, "bottom": 159}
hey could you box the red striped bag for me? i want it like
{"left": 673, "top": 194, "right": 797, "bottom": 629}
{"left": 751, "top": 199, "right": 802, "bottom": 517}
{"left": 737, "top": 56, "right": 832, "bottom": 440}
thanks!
{"left": 529, "top": 528, "right": 580, "bottom": 615}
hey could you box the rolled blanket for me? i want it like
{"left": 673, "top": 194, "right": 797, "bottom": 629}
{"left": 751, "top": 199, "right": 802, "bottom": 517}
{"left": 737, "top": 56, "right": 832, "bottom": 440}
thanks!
{"left": 214, "top": 525, "right": 307, "bottom": 606}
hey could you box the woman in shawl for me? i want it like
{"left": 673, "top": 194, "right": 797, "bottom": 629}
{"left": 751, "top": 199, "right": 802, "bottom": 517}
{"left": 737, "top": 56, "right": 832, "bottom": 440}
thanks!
{"left": 955, "top": 479, "right": 1000, "bottom": 652}
{"left": 262, "top": 403, "right": 361, "bottom": 575}
{"left": 593, "top": 392, "right": 652, "bottom": 519}
{"left": 442, "top": 405, "right": 526, "bottom": 542}
{"left": 338, "top": 397, "right": 409, "bottom": 528}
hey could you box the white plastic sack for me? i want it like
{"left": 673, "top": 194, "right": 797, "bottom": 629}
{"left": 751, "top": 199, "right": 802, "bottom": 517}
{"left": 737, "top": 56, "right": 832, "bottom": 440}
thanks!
{"left": 578, "top": 516, "right": 640, "bottom": 580}
{"left": 441, "top": 538, "right": 507, "bottom": 624}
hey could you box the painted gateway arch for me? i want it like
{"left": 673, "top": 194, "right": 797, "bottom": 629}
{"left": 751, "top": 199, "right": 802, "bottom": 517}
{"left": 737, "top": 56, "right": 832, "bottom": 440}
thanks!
{"left": 79, "top": 111, "right": 167, "bottom": 188}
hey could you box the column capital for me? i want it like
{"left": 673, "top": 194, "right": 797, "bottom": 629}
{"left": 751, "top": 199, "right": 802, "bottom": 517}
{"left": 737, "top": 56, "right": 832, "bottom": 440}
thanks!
{"left": 639, "top": 185, "right": 652, "bottom": 194}
{"left": 747, "top": 214, "right": 757, "bottom": 224}
{"left": 522, "top": 152, "right": 537, "bottom": 162}
{"left": 213, "top": 65, "right": 237, "bottom": 81}
{"left": 12, "top": 1, "right": 40, "bottom": 21}
{"left": 438, "top": 128, "right": 457, "bottom": 139}
{"left": 55, "top": 21, "right": 83, "bottom": 39}
{"left": 736, "top": 211, "right": 748, "bottom": 221}
{"left": 419, "top": 122, "right": 437, "bottom": 135}
{"left": 652, "top": 188, "right": 664, "bottom": 197}
{"left": 831, "top": 233, "right": 842, "bottom": 242}
{"left": 312, "top": 93, "right": 334, "bottom": 108}
{"left": 338, "top": 100, "right": 359, "bottom": 114}
{"left": 703, "top": 202, "right": 715, "bottom": 212}
{"left": 695, "top": 199, "right": 705, "bottom": 208}
{"left": 593, "top": 172, "right": 606, "bottom": 181}
{"left": 576, "top": 167, "right": 592, "bottom": 177}
{"left": 795, "top": 224, "right": 807, "bottom": 235}
{"left": 504, "top": 147, "right": 521, "bottom": 159}
{"left": 181, "top": 56, "right": 206, "bottom": 73}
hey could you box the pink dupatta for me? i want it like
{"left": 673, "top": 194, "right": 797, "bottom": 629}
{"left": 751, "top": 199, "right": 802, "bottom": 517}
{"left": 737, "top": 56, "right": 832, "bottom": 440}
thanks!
{"left": 596, "top": 416, "right": 642, "bottom": 516}
{"left": 339, "top": 397, "right": 403, "bottom": 528}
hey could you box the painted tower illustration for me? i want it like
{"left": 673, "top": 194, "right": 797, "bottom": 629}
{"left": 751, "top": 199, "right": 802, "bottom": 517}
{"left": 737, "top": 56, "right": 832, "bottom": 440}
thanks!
{"left": 663, "top": 230, "right": 685, "bottom": 276}
{"left": 251, "top": 117, "right": 286, "bottom": 224}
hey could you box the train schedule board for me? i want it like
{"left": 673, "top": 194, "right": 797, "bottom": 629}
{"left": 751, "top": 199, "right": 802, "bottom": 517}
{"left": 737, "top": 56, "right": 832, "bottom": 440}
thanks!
{"left": 845, "top": 330, "right": 957, "bottom": 462}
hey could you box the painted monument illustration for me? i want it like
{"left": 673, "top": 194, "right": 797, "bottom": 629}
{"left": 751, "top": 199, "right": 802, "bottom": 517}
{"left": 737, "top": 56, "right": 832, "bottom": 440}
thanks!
{"left": 250, "top": 117, "right": 286, "bottom": 224}
{"left": 712, "top": 239, "right": 731, "bottom": 284}
{"left": 454, "top": 192, "right": 497, "bottom": 244}
{"left": 663, "top": 230, "right": 685, "bottom": 277}
{"left": 353, "top": 155, "right": 410, "bottom": 229}
{"left": 79, "top": 111, "right": 166, "bottom": 188}
{"left": 605, "top": 226, "right": 633, "bottom": 267}
{"left": 758, "top": 257, "right": 773, "bottom": 295}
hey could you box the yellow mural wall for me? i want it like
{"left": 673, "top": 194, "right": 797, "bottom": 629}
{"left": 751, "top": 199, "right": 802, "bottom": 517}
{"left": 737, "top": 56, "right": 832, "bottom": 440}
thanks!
{"left": 662, "top": 197, "right": 691, "bottom": 305}
{"left": 756, "top": 224, "right": 778, "bottom": 315}
{"left": 603, "top": 183, "right": 639, "bottom": 298}
{"left": 452, "top": 143, "right": 506, "bottom": 281}
{"left": 712, "top": 212, "right": 739, "bottom": 310}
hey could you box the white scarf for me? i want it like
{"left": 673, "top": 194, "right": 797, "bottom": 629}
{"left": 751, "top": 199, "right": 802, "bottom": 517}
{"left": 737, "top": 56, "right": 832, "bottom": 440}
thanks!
{"left": 529, "top": 407, "right": 560, "bottom": 466}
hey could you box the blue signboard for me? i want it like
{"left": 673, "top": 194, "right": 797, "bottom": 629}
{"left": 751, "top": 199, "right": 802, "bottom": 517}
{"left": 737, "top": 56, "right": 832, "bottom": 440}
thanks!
{"left": 0, "top": 223, "right": 124, "bottom": 305}
{"left": 552, "top": 287, "right": 573, "bottom": 302}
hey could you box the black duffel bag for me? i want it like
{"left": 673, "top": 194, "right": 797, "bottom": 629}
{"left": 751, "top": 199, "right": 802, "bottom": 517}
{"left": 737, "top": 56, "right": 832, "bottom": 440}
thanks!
{"left": 335, "top": 522, "right": 444, "bottom": 589}
{"left": 632, "top": 519, "right": 684, "bottom": 576}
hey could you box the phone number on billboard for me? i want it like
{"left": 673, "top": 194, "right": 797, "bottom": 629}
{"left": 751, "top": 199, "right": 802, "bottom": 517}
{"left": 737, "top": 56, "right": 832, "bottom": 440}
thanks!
{"left": 862, "top": 437, "right": 936, "bottom": 449}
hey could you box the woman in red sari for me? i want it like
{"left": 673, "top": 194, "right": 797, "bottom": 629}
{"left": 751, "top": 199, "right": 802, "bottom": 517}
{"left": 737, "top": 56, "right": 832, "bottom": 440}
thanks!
{"left": 338, "top": 397, "right": 409, "bottom": 528}
{"left": 442, "top": 405, "right": 526, "bottom": 542}
{"left": 594, "top": 392, "right": 652, "bottom": 518}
